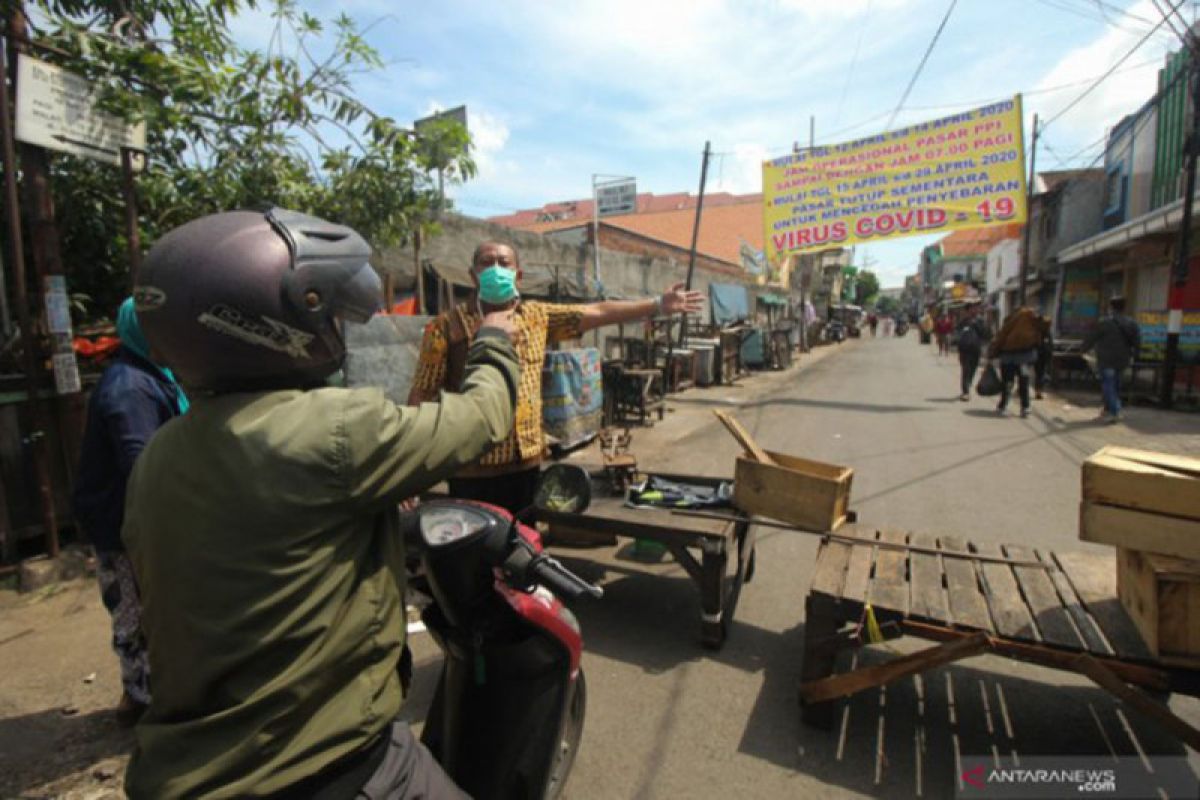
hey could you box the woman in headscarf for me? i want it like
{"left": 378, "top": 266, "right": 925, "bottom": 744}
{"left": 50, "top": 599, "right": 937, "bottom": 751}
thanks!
{"left": 72, "top": 297, "right": 188, "bottom": 725}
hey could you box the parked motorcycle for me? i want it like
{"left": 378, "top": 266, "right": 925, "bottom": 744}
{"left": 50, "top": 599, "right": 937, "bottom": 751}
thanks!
{"left": 825, "top": 320, "right": 846, "bottom": 344}
{"left": 406, "top": 464, "right": 601, "bottom": 800}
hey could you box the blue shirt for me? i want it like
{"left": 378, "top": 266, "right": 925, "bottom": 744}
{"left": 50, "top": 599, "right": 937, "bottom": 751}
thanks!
{"left": 72, "top": 347, "right": 185, "bottom": 552}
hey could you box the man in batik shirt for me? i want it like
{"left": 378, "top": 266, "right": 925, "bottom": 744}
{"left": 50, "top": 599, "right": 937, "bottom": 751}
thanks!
{"left": 408, "top": 240, "right": 702, "bottom": 510}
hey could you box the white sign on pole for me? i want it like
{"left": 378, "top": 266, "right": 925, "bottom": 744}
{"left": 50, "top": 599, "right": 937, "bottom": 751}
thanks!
{"left": 15, "top": 53, "right": 146, "bottom": 170}
{"left": 595, "top": 178, "right": 636, "bottom": 217}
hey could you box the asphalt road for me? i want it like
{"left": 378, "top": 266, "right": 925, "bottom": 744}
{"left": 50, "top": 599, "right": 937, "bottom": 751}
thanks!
{"left": 404, "top": 333, "right": 1200, "bottom": 799}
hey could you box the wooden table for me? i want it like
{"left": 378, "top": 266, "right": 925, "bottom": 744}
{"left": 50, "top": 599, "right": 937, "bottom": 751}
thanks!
{"left": 539, "top": 473, "right": 755, "bottom": 649}
{"left": 799, "top": 527, "right": 1200, "bottom": 750}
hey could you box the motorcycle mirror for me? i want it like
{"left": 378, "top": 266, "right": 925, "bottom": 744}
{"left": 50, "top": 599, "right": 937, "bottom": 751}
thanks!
{"left": 533, "top": 464, "right": 592, "bottom": 515}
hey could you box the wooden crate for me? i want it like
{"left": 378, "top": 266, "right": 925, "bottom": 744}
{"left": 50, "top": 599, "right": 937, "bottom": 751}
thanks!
{"left": 1080, "top": 502, "right": 1200, "bottom": 561}
{"left": 734, "top": 450, "right": 852, "bottom": 532}
{"left": 1080, "top": 446, "right": 1200, "bottom": 561}
{"left": 1082, "top": 446, "right": 1200, "bottom": 519}
{"left": 1116, "top": 547, "right": 1200, "bottom": 663}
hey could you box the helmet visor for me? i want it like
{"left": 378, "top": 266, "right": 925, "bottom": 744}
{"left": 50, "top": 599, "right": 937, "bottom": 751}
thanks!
{"left": 268, "top": 208, "right": 382, "bottom": 325}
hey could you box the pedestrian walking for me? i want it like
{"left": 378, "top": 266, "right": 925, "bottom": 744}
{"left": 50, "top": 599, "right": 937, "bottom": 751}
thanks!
{"left": 1081, "top": 296, "right": 1140, "bottom": 423}
{"left": 868, "top": 313, "right": 878, "bottom": 337}
{"left": 934, "top": 311, "right": 953, "bottom": 356}
{"left": 72, "top": 297, "right": 189, "bottom": 726}
{"left": 954, "top": 303, "right": 988, "bottom": 401}
{"left": 1034, "top": 314, "right": 1054, "bottom": 400}
{"left": 986, "top": 305, "right": 1043, "bottom": 418}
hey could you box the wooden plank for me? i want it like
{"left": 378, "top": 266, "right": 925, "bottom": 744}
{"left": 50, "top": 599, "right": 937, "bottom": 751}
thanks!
{"left": 1084, "top": 450, "right": 1200, "bottom": 520}
{"left": 800, "top": 633, "right": 991, "bottom": 704}
{"left": 868, "top": 529, "right": 909, "bottom": 615}
{"left": 976, "top": 542, "right": 1038, "bottom": 641}
{"left": 1080, "top": 501, "right": 1200, "bottom": 562}
{"left": 1004, "top": 544, "right": 1085, "bottom": 649}
{"left": 1158, "top": 580, "right": 1200, "bottom": 660}
{"left": 1054, "top": 550, "right": 1153, "bottom": 660}
{"left": 1074, "top": 654, "right": 1200, "bottom": 752}
{"left": 1038, "top": 549, "right": 1113, "bottom": 656}
{"left": 909, "top": 532, "right": 949, "bottom": 624}
{"left": 1125, "top": 550, "right": 1200, "bottom": 660}
{"left": 843, "top": 528, "right": 878, "bottom": 604}
{"left": 712, "top": 409, "right": 773, "bottom": 464}
{"left": 901, "top": 620, "right": 1171, "bottom": 691}
{"left": 811, "top": 537, "right": 853, "bottom": 598}
{"left": 940, "top": 536, "right": 993, "bottom": 632}
{"left": 1116, "top": 547, "right": 1159, "bottom": 654}
{"left": 1100, "top": 445, "right": 1200, "bottom": 479}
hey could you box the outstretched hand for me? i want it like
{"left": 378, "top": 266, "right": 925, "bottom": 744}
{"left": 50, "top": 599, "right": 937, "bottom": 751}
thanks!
{"left": 660, "top": 283, "right": 704, "bottom": 316}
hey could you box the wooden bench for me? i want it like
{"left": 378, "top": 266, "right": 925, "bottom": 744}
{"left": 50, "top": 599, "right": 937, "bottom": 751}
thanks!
{"left": 800, "top": 527, "right": 1200, "bottom": 751}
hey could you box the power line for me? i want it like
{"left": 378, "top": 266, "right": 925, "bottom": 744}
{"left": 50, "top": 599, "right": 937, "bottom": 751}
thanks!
{"left": 1033, "top": 0, "right": 1175, "bottom": 41}
{"left": 1041, "top": 3, "right": 1178, "bottom": 130}
{"left": 885, "top": 0, "right": 958, "bottom": 131}
{"left": 1151, "top": 0, "right": 1196, "bottom": 49}
{"left": 833, "top": 0, "right": 873, "bottom": 130}
{"left": 782, "top": 56, "right": 1162, "bottom": 153}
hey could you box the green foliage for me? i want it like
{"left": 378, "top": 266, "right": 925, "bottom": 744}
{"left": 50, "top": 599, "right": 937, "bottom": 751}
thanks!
{"left": 854, "top": 270, "right": 880, "bottom": 307}
{"left": 875, "top": 294, "right": 899, "bottom": 315}
{"left": 22, "top": 0, "right": 474, "bottom": 319}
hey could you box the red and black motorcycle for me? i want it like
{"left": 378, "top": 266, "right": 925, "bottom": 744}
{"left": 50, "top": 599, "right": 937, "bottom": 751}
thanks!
{"left": 407, "top": 465, "right": 600, "bottom": 800}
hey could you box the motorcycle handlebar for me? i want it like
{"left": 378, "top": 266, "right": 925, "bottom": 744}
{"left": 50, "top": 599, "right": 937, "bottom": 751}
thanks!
{"left": 530, "top": 556, "right": 604, "bottom": 602}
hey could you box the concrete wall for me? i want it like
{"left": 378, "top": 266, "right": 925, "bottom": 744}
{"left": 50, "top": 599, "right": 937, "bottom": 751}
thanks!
{"left": 986, "top": 238, "right": 1021, "bottom": 300}
{"left": 1030, "top": 177, "right": 1105, "bottom": 267}
{"left": 374, "top": 214, "right": 765, "bottom": 333}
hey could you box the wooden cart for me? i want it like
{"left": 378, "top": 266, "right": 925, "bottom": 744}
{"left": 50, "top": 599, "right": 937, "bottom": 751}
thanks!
{"left": 799, "top": 526, "right": 1200, "bottom": 751}
{"left": 539, "top": 473, "right": 755, "bottom": 649}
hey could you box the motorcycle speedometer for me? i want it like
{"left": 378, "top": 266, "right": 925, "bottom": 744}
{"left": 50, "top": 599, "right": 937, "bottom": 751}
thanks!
{"left": 419, "top": 504, "right": 493, "bottom": 548}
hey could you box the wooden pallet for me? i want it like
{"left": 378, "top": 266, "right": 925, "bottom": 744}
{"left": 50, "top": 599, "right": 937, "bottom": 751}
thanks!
{"left": 799, "top": 526, "right": 1200, "bottom": 751}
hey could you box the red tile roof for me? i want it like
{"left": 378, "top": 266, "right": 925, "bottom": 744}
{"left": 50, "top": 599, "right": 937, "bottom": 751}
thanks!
{"left": 500, "top": 196, "right": 765, "bottom": 266}
{"left": 487, "top": 191, "right": 756, "bottom": 228}
{"left": 937, "top": 223, "right": 1024, "bottom": 258}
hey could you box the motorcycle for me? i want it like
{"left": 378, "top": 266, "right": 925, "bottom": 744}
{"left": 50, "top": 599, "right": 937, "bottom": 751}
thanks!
{"left": 895, "top": 319, "right": 909, "bottom": 337}
{"left": 406, "top": 464, "right": 601, "bottom": 800}
{"left": 825, "top": 320, "right": 846, "bottom": 344}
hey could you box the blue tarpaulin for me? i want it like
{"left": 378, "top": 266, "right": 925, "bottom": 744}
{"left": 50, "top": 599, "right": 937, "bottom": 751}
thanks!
{"left": 710, "top": 283, "right": 750, "bottom": 326}
{"left": 542, "top": 348, "right": 603, "bottom": 449}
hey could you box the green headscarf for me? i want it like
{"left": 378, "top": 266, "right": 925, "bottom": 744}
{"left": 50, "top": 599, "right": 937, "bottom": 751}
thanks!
{"left": 117, "top": 297, "right": 189, "bottom": 413}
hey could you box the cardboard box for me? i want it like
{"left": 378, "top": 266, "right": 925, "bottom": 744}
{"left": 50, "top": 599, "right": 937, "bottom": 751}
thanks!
{"left": 734, "top": 450, "right": 852, "bottom": 532}
{"left": 1116, "top": 547, "right": 1200, "bottom": 662}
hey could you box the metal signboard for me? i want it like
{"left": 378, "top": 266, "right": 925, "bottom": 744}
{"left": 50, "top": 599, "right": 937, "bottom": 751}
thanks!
{"left": 596, "top": 178, "right": 636, "bottom": 217}
{"left": 415, "top": 105, "right": 468, "bottom": 134}
{"left": 15, "top": 53, "right": 146, "bottom": 169}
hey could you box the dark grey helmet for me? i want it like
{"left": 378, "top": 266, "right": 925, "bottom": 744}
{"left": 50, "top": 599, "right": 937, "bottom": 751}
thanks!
{"left": 135, "top": 208, "right": 381, "bottom": 392}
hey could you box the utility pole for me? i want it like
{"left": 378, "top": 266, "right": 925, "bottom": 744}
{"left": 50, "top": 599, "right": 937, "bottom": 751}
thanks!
{"left": 1162, "top": 51, "right": 1200, "bottom": 408}
{"left": 678, "top": 141, "right": 711, "bottom": 345}
{"left": 1018, "top": 113, "right": 1038, "bottom": 309}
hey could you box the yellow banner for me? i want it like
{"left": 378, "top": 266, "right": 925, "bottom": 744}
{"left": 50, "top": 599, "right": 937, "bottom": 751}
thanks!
{"left": 763, "top": 96, "right": 1027, "bottom": 260}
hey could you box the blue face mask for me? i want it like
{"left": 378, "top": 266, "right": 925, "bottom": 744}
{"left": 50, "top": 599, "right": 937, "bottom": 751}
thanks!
{"left": 477, "top": 265, "right": 519, "bottom": 304}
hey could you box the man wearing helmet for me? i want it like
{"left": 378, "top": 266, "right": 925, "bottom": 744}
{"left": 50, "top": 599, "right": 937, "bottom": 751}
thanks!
{"left": 121, "top": 208, "right": 515, "bottom": 798}
{"left": 408, "top": 240, "right": 703, "bottom": 511}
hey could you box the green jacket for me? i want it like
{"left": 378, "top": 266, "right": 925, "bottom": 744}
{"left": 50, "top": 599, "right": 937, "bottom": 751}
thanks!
{"left": 122, "top": 331, "right": 518, "bottom": 799}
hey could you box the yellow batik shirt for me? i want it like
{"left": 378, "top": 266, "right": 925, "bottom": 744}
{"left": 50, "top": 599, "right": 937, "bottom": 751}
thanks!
{"left": 408, "top": 300, "right": 586, "bottom": 470}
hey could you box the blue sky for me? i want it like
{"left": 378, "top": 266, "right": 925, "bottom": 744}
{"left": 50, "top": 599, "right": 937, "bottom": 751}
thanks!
{"left": 232, "top": 0, "right": 1195, "bottom": 288}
